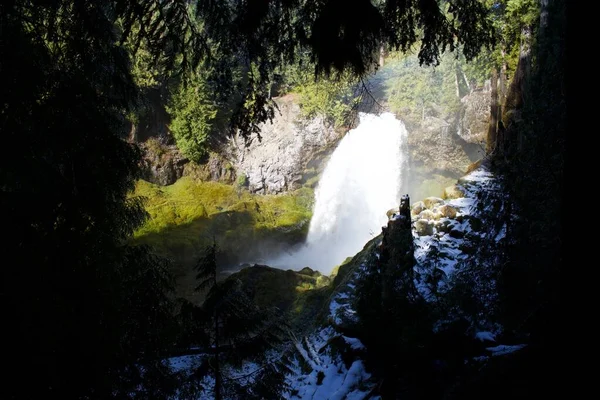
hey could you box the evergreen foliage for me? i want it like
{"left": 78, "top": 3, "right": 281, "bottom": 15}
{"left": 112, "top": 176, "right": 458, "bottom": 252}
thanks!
{"left": 166, "top": 71, "right": 217, "bottom": 163}
{"left": 1, "top": 1, "right": 182, "bottom": 398}
{"left": 180, "top": 241, "right": 290, "bottom": 399}
{"left": 383, "top": 51, "right": 467, "bottom": 120}
{"left": 278, "top": 59, "right": 362, "bottom": 127}
{"left": 119, "top": 0, "right": 496, "bottom": 138}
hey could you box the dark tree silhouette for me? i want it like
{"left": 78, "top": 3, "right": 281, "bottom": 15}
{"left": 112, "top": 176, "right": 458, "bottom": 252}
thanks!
{"left": 182, "top": 241, "right": 289, "bottom": 399}
{"left": 1, "top": 2, "right": 181, "bottom": 398}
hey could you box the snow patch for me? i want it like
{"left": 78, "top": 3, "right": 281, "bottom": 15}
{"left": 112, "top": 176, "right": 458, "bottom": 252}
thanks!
{"left": 342, "top": 336, "right": 366, "bottom": 351}
{"left": 486, "top": 344, "right": 527, "bottom": 356}
{"left": 475, "top": 331, "right": 496, "bottom": 342}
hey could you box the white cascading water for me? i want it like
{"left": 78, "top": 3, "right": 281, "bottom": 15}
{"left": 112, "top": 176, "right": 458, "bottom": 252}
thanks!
{"left": 267, "top": 112, "right": 408, "bottom": 273}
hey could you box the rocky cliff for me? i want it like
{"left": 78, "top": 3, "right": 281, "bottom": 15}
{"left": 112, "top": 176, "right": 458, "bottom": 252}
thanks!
{"left": 137, "top": 94, "right": 344, "bottom": 191}
{"left": 227, "top": 94, "right": 344, "bottom": 194}
{"left": 401, "top": 87, "right": 491, "bottom": 201}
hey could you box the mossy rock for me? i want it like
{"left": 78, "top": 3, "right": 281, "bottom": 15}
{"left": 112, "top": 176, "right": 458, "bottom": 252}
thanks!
{"left": 330, "top": 257, "right": 353, "bottom": 279}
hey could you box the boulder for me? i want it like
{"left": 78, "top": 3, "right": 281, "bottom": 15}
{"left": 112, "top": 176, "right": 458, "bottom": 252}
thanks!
{"left": 423, "top": 196, "right": 445, "bottom": 210}
{"left": 443, "top": 185, "right": 465, "bottom": 200}
{"left": 449, "top": 229, "right": 465, "bottom": 239}
{"left": 437, "top": 204, "right": 458, "bottom": 219}
{"left": 411, "top": 201, "right": 426, "bottom": 217}
{"left": 419, "top": 210, "right": 436, "bottom": 221}
{"left": 435, "top": 219, "right": 454, "bottom": 233}
{"left": 414, "top": 219, "right": 434, "bottom": 236}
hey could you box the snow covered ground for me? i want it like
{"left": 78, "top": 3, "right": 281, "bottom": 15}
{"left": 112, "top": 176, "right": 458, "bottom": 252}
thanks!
{"left": 286, "top": 326, "right": 375, "bottom": 400}
{"left": 413, "top": 167, "right": 502, "bottom": 298}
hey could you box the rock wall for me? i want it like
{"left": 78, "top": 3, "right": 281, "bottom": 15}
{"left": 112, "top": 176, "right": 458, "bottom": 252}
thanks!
{"left": 139, "top": 140, "right": 187, "bottom": 186}
{"left": 227, "top": 94, "right": 344, "bottom": 194}
{"left": 458, "top": 88, "right": 491, "bottom": 145}
{"left": 406, "top": 116, "right": 473, "bottom": 177}
{"left": 137, "top": 94, "right": 343, "bottom": 191}
{"left": 400, "top": 87, "right": 490, "bottom": 200}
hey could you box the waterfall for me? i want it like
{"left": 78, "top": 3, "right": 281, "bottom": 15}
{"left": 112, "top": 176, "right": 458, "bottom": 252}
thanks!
{"left": 268, "top": 112, "right": 408, "bottom": 273}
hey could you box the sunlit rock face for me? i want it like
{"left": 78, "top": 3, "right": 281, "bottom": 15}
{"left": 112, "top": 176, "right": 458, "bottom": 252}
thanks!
{"left": 458, "top": 88, "right": 491, "bottom": 145}
{"left": 402, "top": 87, "right": 491, "bottom": 201}
{"left": 229, "top": 94, "right": 343, "bottom": 194}
{"left": 407, "top": 116, "right": 474, "bottom": 177}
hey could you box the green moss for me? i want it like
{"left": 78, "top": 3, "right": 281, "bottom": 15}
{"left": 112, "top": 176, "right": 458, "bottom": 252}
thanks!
{"left": 330, "top": 257, "right": 353, "bottom": 279}
{"left": 129, "top": 178, "right": 314, "bottom": 299}
{"left": 144, "top": 137, "right": 167, "bottom": 158}
{"left": 304, "top": 175, "right": 321, "bottom": 189}
{"left": 133, "top": 178, "right": 312, "bottom": 238}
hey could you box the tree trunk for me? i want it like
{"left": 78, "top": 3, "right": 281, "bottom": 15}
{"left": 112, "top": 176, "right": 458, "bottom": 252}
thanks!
{"left": 500, "top": 47, "right": 507, "bottom": 102}
{"left": 128, "top": 123, "right": 137, "bottom": 143}
{"left": 540, "top": 0, "right": 550, "bottom": 30}
{"left": 454, "top": 68, "right": 460, "bottom": 98}
{"left": 487, "top": 68, "right": 499, "bottom": 154}
{"left": 461, "top": 68, "right": 471, "bottom": 94}
{"left": 214, "top": 311, "right": 222, "bottom": 400}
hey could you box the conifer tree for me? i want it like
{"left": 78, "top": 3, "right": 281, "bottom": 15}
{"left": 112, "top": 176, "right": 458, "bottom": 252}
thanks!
{"left": 189, "top": 241, "right": 289, "bottom": 399}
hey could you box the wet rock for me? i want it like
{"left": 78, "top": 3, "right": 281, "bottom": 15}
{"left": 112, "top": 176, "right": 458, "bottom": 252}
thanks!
{"left": 423, "top": 197, "right": 445, "bottom": 210}
{"left": 411, "top": 201, "right": 426, "bottom": 217}
{"left": 419, "top": 209, "right": 436, "bottom": 221}
{"left": 415, "top": 219, "right": 434, "bottom": 236}
{"left": 436, "top": 219, "right": 454, "bottom": 233}
{"left": 466, "top": 159, "right": 483, "bottom": 174}
{"left": 437, "top": 204, "right": 458, "bottom": 219}
{"left": 458, "top": 90, "right": 490, "bottom": 145}
{"left": 449, "top": 229, "right": 465, "bottom": 239}
{"left": 386, "top": 207, "right": 399, "bottom": 220}
{"left": 406, "top": 116, "right": 473, "bottom": 177}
